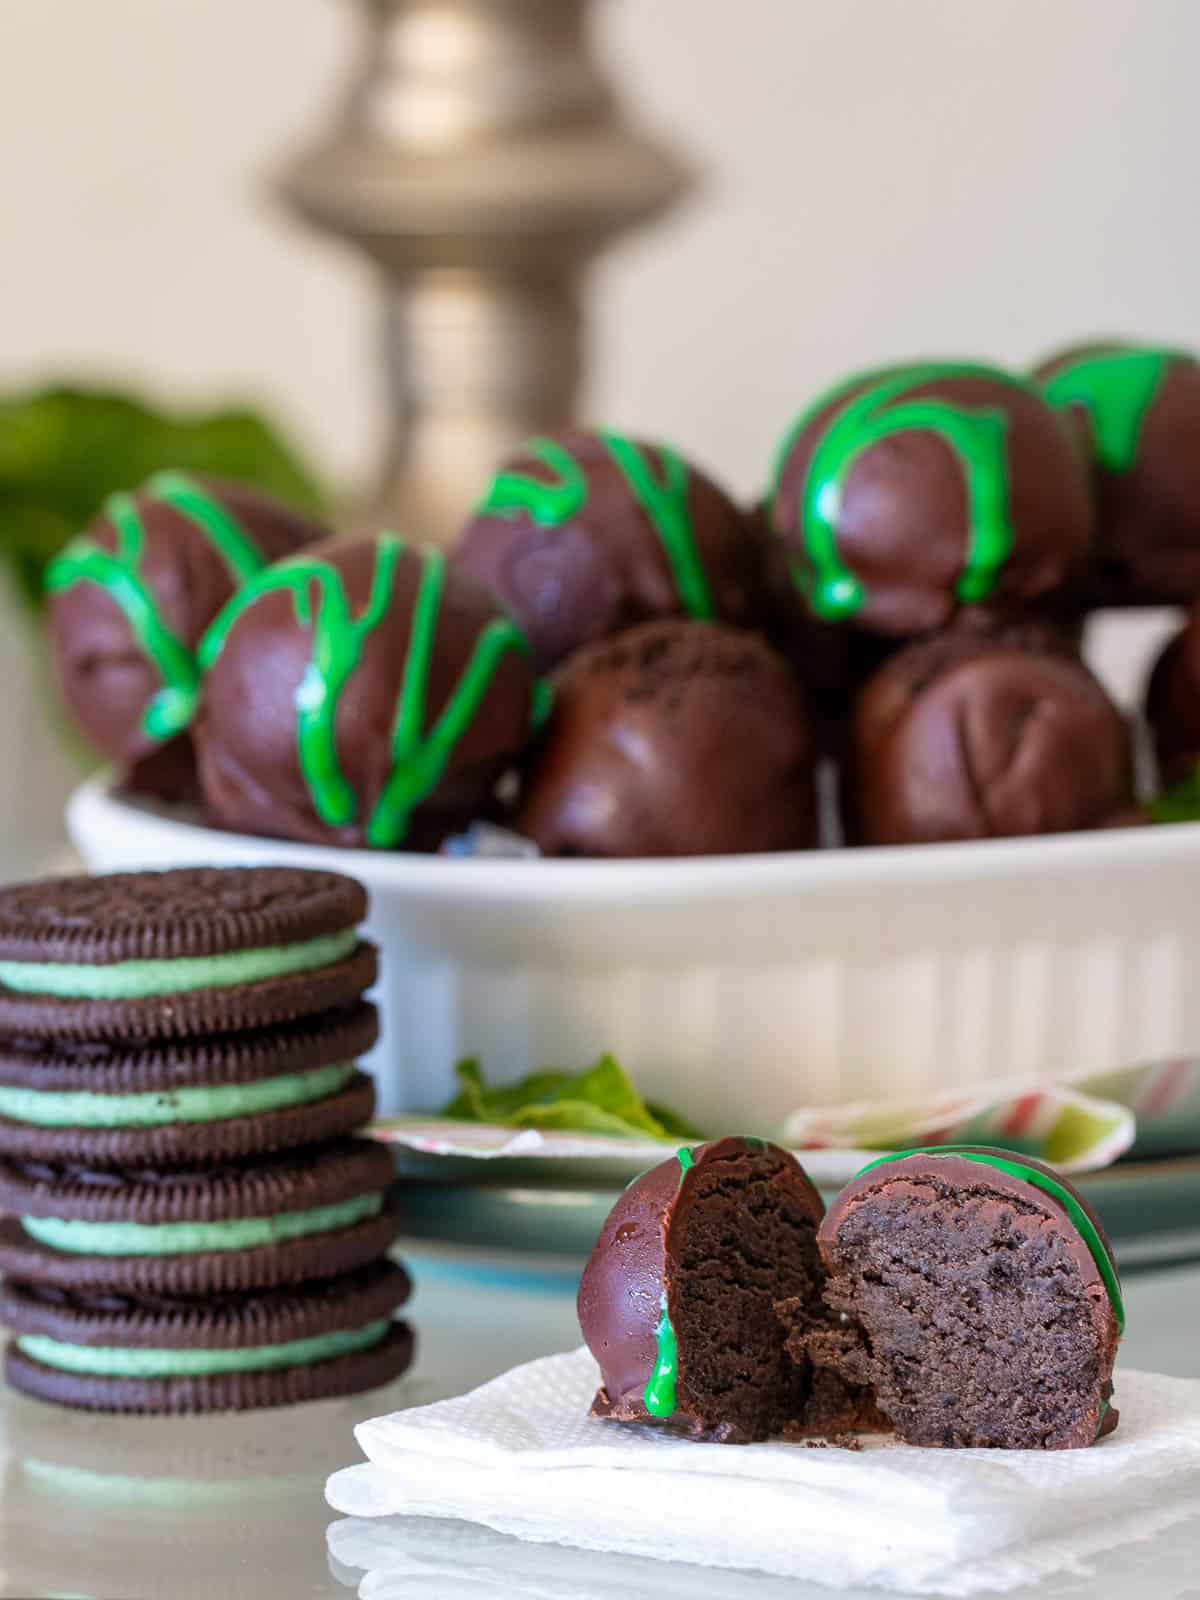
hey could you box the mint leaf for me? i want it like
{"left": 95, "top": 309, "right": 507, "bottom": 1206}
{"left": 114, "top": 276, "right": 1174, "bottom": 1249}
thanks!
{"left": 1151, "top": 767, "right": 1200, "bottom": 824}
{"left": 0, "top": 385, "right": 326, "bottom": 612}
{"left": 442, "top": 1055, "right": 705, "bottom": 1141}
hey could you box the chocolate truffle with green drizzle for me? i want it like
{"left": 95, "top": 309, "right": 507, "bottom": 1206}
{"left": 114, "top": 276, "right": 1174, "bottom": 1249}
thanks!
{"left": 454, "top": 428, "right": 773, "bottom": 672}
{"left": 792, "top": 1147, "right": 1123, "bottom": 1450}
{"left": 1036, "top": 341, "right": 1200, "bottom": 605}
{"left": 768, "top": 362, "right": 1093, "bottom": 637}
{"left": 193, "top": 535, "right": 542, "bottom": 850}
{"left": 577, "top": 1137, "right": 878, "bottom": 1443}
{"left": 46, "top": 474, "right": 326, "bottom": 799}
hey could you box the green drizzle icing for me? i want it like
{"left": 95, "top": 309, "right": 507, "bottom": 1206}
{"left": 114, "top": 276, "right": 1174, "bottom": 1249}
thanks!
{"left": 643, "top": 1292, "right": 680, "bottom": 1420}
{"left": 855, "top": 1146, "right": 1125, "bottom": 1334}
{"left": 1040, "top": 346, "right": 1186, "bottom": 472}
{"left": 478, "top": 437, "right": 588, "bottom": 526}
{"left": 479, "top": 430, "right": 716, "bottom": 619}
{"left": 45, "top": 472, "right": 275, "bottom": 741}
{"left": 199, "top": 536, "right": 535, "bottom": 848}
{"left": 643, "top": 1146, "right": 697, "bottom": 1419}
{"left": 771, "top": 363, "right": 1034, "bottom": 621}
{"left": 148, "top": 471, "right": 268, "bottom": 583}
{"left": 600, "top": 432, "right": 715, "bottom": 619}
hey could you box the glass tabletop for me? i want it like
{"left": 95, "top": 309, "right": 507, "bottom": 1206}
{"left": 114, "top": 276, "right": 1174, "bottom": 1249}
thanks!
{"left": 2, "top": 1247, "right": 1198, "bottom": 1600}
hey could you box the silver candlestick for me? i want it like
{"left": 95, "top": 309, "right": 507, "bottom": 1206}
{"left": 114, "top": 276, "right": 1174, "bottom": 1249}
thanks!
{"left": 277, "top": 0, "right": 693, "bottom": 543}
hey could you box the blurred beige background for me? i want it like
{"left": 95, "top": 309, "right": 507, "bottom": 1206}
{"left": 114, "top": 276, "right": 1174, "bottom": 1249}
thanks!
{"left": 1, "top": 0, "right": 1197, "bottom": 870}
{"left": 4, "top": 0, "right": 1200, "bottom": 502}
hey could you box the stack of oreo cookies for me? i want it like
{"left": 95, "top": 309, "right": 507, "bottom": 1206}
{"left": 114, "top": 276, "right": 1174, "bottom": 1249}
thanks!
{"left": 0, "top": 866, "right": 414, "bottom": 1412}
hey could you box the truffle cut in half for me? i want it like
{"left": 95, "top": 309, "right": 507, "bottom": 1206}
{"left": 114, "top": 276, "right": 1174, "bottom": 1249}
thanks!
{"left": 577, "top": 1137, "right": 878, "bottom": 1443}
{"left": 789, "top": 1147, "right": 1123, "bottom": 1450}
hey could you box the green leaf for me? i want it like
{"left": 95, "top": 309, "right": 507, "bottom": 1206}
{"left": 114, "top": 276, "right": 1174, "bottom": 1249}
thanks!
{"left": 442, "top": 1056, "right": 705, "bottom": 1141}
{"left": 1150, "top": 766, "right": 1200, "bottom": 824}
{"left": 0, "top": 384, "right": 327, "bottom": 613}
{"left": 645, "top": 1099, "right": 706, "bottom": 1139}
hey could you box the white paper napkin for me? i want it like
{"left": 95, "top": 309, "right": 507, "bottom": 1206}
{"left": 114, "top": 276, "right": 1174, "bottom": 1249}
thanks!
{"left": 326, "top": 1348, "right": 1200, "bottom": 1597}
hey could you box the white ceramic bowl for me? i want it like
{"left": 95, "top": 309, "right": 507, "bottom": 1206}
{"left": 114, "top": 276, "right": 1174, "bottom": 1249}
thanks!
{"left": 66, "top": 773, "right": 1200, "bottom": 1132}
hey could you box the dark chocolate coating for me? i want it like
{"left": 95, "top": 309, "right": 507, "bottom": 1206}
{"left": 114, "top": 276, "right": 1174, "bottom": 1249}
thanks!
{"left": 578, "top": 1144, "right": 706, "bottom": 1429}
{"left": 817, "top": 1150, "right": 1121, "bottom": 1449}
{"left": 48, "top": 479, "right": 325, "bottom": 799}
{"left": 517, "top": 620, "right": 817, "bottom": 857}
{"left": 821, "top": 1148, "right": 1118, "bottom": 1271}
{"left": 755, "top": 506, "right": 898, "bottom": 748}
{"left": 1145, "top": 616, "right": 1200, "bottom": 786}
{"left": 1036, "top": 342, "right": 1200, "bottom": 606}
{"left": 454, "top": 430, "right": 773, "bottom": 673}
{"left": 578, "top": 1137, "right": 866, "bottom": 1442}
{"left": 194, "top": 537, "right": 536, "bottom": 850}
{"left": 849, "top": 629, "right": 1134, "bottom": 844}
{"left": 770, "top": 370, "right": 1094, "bottom": 637}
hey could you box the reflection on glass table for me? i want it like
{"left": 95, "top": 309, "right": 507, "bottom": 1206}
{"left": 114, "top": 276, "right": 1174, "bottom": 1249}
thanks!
{"left": 2, "top": 1246, "right": 1198, "bottom": 1600}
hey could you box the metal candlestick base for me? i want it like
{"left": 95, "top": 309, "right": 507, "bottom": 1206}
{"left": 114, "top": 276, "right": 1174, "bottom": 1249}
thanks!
{"left": 277, "top": 0, "right": 692, "bottom": 544}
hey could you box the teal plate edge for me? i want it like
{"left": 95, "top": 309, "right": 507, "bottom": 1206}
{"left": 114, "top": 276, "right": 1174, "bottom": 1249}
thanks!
{"left": 393, "top": 1153, "right": 1200, "bottom": 1274}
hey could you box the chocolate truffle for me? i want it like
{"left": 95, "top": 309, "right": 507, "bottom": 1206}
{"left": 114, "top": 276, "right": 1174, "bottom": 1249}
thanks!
{"left": 1145, "top": 610, "right": 1200, "bottom": 789}
{"left": 46, "top": 474, "right": 326, "bottom": 799}
{"left": 517, "top": 620, "right": 817, "bottom": 857}
{"left": 193, "top": 535, "right": 541, "bottom": 850}
{"left": 578, "top": 1137, "right": 877, "bottom": 1443}
{"left": 849, "top": 629, "right": 1134, "bottom": 844}
{"left": 796, "top": 1147, "right": 1122, "bottom": 1449}
{"left": 767, "top": 361, "right": 1094, "bottom": 636}
{"left": 454, "top": 429, "right": 772, "bottom": 672}
{"left": 1036, "top": 341, "right": 1200, "bottom": 605}
{"left": 754, "top": 503, "right": 898, "bottom": 748}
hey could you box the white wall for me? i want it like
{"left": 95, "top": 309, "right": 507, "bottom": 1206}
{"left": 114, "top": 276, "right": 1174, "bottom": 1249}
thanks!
{"left": 4, "top": 0, "right": 1200, "bottom": 502}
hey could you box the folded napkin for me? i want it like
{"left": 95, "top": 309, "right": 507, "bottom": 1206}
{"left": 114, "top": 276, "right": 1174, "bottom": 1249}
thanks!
{"left": 327, "top": 1348, "right": 1200, "bottom": 1597}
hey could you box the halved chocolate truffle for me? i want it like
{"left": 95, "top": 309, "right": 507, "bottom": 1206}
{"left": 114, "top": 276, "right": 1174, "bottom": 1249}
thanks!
{"left": 848, "top": 628, "right": 1134, "bottom": 844}
{"left": 794, "top": 1148, "right": 1122, "bottom": 1450}
{"left": 517, "top": 620, "right": 817, "bottom": 857}
{"left": 1036, "top": 341, "right": 1200, "bottom": 606}
{"left": 454, "top": 429, "right": 773, "bottom": 672}
{"left": 768, "top": 362, "right": 1094, "bottom": 637}
{"left": 577, "top": 1137, "right": 877, "bottom": 1443}
{"left": 46, "top": 474, "right": 326, "bottom": 799}
{"left": 193, "top": 535, "right": 541, "bottom": 850}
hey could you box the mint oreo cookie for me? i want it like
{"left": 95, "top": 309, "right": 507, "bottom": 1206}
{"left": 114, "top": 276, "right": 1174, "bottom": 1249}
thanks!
{"left": 0, "top": 1004, "right": 378, "bottom": 1166}
{"left": 2, "top": 1258, "right": 414, "bottom": 1412}
{"left": 0, "top": 1137, "right": 398, "bottom": 1296}
{"left": 0, "top": 868, "right": 375, "bottom": 1040}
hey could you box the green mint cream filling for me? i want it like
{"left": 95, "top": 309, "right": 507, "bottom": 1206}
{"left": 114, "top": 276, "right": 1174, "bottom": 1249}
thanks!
{"left": 21, "top": 1193, "right": 384, "bottom": 1256}
{"left": 0, "top": 1063, "right": 356, "bottom": 1129}
{"left": 0, "top": 928, "right": 358, "bottom": 999}
{"left": 17, "top": 1319, "right": 391, "bottom": 1379}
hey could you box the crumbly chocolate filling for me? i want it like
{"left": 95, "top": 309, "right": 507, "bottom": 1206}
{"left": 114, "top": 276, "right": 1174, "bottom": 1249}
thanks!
{"left": 668, "top": 1148, "right": 872, "bottom": 1443}
{"left": 793, "top": 1178, "right": 1114, "bottom": 1450}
